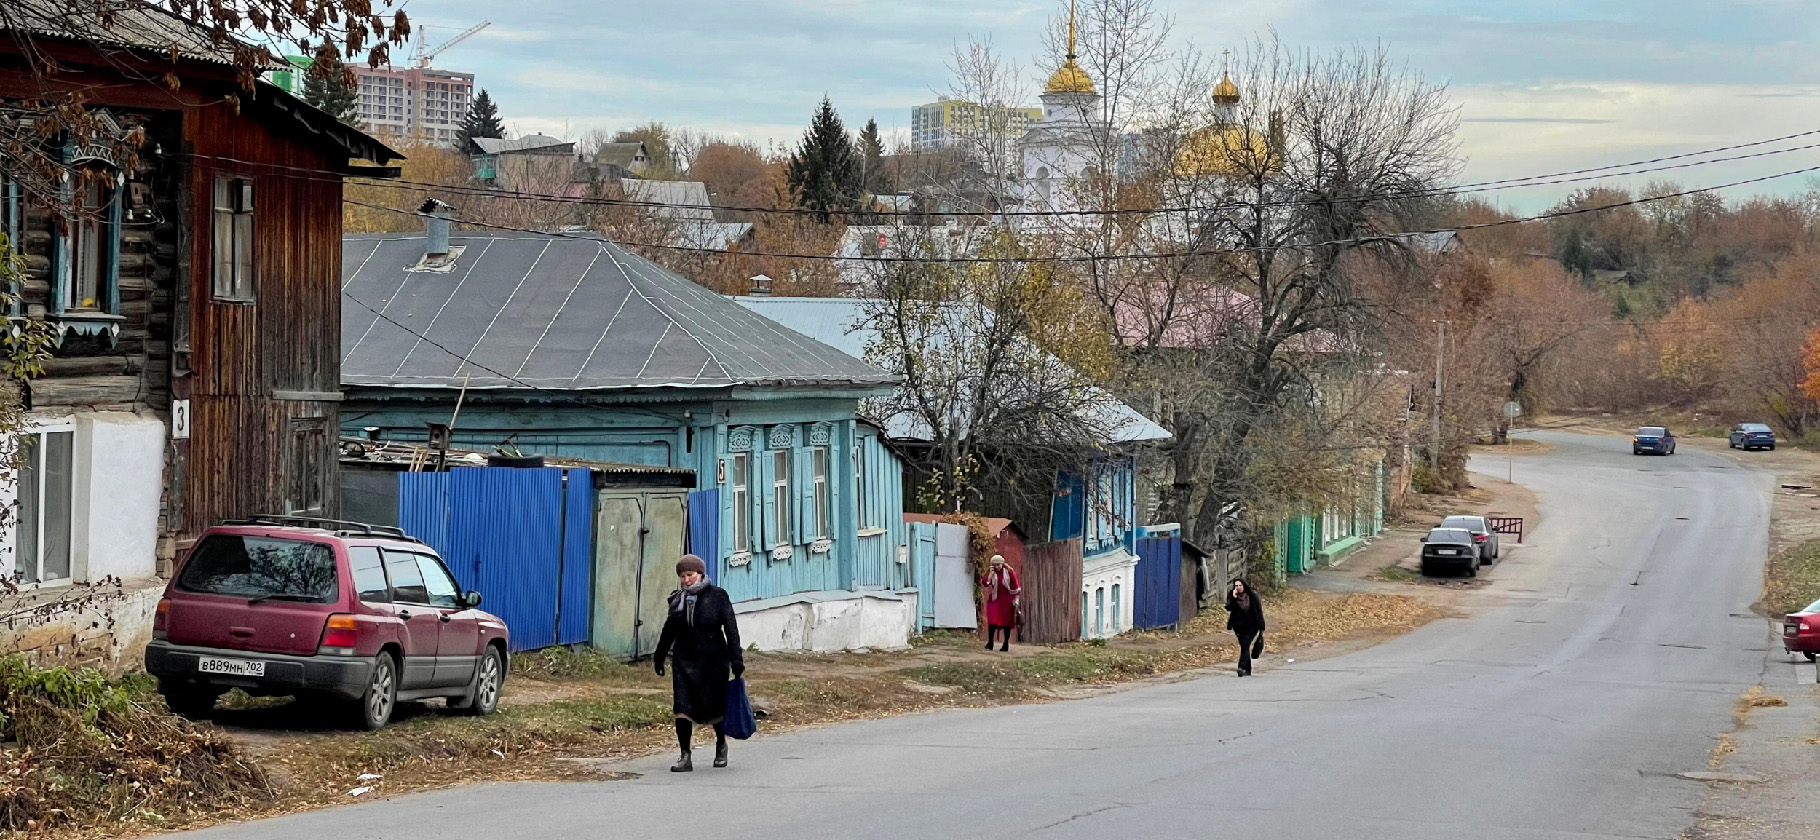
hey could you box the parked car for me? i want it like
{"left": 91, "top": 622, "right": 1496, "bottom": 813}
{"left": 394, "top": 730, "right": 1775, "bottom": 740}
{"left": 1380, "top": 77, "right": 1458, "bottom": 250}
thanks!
{"left": 1633, "top": 426, "right": 1676, "bottom": 456}
{"left": 145, "top": 517, "right": 510, "bottom": 730}
{"left": 1438, "top": 514, "right": 1501, "bottom": 565}
{"left": 1420, "top": 528, "right": 1479, "bottom": 577}
{"left": 1783, "top": 597, "right": 1820, "bottom": 662}
{"left": 1729, "top": 423, "right": 1777, "bottom": 451}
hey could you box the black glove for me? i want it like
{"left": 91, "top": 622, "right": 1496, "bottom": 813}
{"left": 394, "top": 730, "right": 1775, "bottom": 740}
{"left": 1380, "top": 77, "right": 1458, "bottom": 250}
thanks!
{"left": 731, "top": 661, "right": 745, "bottom": 678}
{"left": 654, "top": 659, "right": 666, "bottom": 677}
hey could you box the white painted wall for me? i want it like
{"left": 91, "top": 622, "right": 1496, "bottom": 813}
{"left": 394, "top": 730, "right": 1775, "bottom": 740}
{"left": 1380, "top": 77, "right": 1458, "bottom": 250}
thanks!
{"left": 736, "top": 591, "right": 915, "bottom": 653}
{"left": 1081, "top": 548, "right": 1138, "bottom": 640}
{"left": 77, "top": 412, "right": 164, "bottom": 581}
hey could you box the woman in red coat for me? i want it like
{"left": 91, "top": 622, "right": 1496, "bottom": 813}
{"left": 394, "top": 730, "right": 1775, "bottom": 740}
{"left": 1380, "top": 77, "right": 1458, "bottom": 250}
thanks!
{"left": 980, "top": 554, "right": 1021, "bottom": 651}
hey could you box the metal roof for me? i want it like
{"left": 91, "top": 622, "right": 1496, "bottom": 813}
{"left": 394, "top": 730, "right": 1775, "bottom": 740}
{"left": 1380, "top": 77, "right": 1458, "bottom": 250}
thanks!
{"left": 342, "top": 232, "right": 898, "bottom": 392}
{"left": 472, "top": 135, "right": 572, "bottom": 155}
{"left": 8, "top": 0, "right": 252, "bottom": 67}
{"left": 732, "top": 296, "right": 1171, "bottom": 444}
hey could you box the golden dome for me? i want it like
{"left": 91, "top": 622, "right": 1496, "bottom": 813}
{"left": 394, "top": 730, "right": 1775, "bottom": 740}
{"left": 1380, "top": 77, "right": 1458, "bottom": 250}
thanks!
{"left": 1174, "top": 124, "right": 1274, "bottom": 177}
{"left": 1212, "top": 73, "right": 1241, "bottom": 105}
{"left": 1046, "top": 58, "right": 1096, "bottom": 94}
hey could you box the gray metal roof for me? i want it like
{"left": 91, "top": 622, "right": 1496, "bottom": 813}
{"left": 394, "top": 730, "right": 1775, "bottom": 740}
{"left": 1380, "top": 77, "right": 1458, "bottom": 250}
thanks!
{"left": 732, "top": 296, "right": 1171, "bottom": 444}
{"left": 342, "top": 232, "right": 897, "bottom": 392}
{"left": 472, "top": 135, "right": 572, "bottom": 155}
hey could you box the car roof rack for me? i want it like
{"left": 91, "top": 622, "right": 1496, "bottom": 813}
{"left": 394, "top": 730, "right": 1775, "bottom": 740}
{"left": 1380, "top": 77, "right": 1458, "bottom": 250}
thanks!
{"left": 223, "top": 515, "right": 421, "bottom": 543}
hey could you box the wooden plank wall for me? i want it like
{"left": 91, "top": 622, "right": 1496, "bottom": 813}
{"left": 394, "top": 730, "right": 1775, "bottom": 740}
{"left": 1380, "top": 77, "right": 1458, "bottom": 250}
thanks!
{"left": 1019, "top": 538, "right": 1083, "bottom": 644}
{"left": 178, "top": 101, "right": 343, "bottom": 537}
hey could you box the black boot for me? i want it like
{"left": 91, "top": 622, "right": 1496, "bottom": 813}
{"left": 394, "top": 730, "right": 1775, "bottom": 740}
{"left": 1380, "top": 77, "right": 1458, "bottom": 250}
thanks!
{"left": 714, "top": 740, "right": 728, "bottom": 768}
{"left": 672, "top": 719, "right": 694, "bottom": 772}
{"left": 671, "top": 751, "right": 693, "bottom": 772}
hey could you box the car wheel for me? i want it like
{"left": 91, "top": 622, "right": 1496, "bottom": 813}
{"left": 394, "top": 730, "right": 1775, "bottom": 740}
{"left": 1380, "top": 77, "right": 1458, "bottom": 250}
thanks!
{"left": 353, "top": 652, "right": 399, "bottom": 731}
{"left": 159, "top": 679, "right": 223, "bottom": 719}
{"left": 1466, "top": 561, "right": 1477, "bottom": 578}
{"left": 452, "top": 646, "right": 504, "bottom": 717}
{"left": 1770, "top": 444, "right": 1777, "bottom": 451}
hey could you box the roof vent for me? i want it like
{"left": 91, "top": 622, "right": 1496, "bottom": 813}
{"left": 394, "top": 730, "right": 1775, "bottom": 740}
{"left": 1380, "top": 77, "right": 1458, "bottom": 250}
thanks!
{"left": 748, "top": 274, "right": 773, "bottom": 297}
{"left": 407, "top": 198, "right": 465, "bottom": 273}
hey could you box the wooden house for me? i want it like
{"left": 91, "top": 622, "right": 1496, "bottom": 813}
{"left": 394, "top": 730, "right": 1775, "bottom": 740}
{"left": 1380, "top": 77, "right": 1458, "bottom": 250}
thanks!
{"left": 0, "top": 2, "right": 398, "bottom": 666}
{"left": 339, "top": 228, "right": 919, "bottom": 653}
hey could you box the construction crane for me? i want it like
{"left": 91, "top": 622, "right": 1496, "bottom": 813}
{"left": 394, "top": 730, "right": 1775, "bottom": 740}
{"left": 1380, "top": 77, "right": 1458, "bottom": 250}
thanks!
{"left": 413, "top": 21, "right": 491, "bottom": 68}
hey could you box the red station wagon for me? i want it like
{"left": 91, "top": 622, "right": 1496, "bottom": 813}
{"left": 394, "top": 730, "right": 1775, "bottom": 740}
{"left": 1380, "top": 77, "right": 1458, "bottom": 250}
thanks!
{"left": 145, "top": 517, "right": 510, "bottom": 729}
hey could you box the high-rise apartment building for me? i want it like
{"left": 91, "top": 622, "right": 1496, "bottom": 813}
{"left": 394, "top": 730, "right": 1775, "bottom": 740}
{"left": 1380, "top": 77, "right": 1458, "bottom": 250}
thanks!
{"left": 910, "top": 99, "right": 1043, "bottom": 151}
{"left": 351, "top": 65, "right": 475, "bottom": 148}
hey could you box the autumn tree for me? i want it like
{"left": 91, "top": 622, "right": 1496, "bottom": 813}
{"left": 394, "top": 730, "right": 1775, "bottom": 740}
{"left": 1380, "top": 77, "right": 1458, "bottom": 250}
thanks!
{"left": 615, "top": 122, "right": 679, "bottom": 179}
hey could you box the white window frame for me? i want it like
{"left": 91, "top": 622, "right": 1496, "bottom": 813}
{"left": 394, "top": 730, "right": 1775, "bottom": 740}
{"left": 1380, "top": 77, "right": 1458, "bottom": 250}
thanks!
{"left": 11, "top": 423, "right": 77, "bottom": 587}
{"left": 812, "top": 445, "right": 829, "bottom": 539}
{"left": 730, "top": 452, "right": 750, "bottom": 553}
{"left": 772, "top": 449, "right": 790, "bottom": 548}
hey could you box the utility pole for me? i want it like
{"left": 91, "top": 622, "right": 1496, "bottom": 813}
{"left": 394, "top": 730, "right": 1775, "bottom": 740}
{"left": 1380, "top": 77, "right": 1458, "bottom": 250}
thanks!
{"left": 1430, "top": 320, "right": 1447, "bottom": 472}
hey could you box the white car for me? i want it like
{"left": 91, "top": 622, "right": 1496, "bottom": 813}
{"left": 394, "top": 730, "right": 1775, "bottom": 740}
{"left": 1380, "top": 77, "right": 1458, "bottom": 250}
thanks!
{"left": 1438, "top": 515, "right": 1500, "bottom": 565}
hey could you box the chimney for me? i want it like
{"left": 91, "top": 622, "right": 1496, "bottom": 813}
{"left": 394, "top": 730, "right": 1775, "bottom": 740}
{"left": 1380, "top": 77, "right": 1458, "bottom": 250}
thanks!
{"left": 748, "top": 274, "right": 773, "bottom": 297}
{"left": 420, "top": 198, "right": 455, "bottom": 259}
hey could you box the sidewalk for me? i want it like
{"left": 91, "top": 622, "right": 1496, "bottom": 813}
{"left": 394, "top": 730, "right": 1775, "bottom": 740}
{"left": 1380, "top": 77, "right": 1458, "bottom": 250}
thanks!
{"left": 1686, "top": 647, "right": 1820, "bottom": 838}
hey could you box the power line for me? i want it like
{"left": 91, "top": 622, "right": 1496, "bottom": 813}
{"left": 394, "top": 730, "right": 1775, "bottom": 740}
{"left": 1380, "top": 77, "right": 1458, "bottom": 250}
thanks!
{"left": 184, "top": 125, "right": 1820, "bottom": 220}
{"left": 340, "top": 161, "right": 1820, "bottom": 264}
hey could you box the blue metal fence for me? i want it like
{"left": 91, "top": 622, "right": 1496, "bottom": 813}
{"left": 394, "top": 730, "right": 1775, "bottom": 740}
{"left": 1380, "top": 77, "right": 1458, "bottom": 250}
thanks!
{"left": 1134, "top": 534, "right": 1183, "bottom": 630}
{"left": 398, "top": 467, "right": 594, "bottom": 652}
{"left": 688, "top": 489, "right": 720, "bottom": 585}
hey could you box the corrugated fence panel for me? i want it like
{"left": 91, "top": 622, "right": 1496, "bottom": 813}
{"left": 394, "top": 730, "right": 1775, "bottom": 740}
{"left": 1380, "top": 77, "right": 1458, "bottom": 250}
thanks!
{"left": 688, "top": 489, "right": 721, "bottom": 585}
{"left": 1133, "top": 535, "right": 1182, "bottom": 630}
{"left": 558, "top": 469, "right": 595, "bottom": 647}
{"left": 1021, "top": 539, "right": 1083, "bottom": 644}
{"left": 397, "top": 472, "right": 452, "bottom": 556}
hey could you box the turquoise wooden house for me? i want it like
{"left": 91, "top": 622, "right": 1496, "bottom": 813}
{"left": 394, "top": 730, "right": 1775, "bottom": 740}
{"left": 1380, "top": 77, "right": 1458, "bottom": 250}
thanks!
{"left": 1271, "top": 457, "right": 1388, "bottom": 579}
{"left": 339, "top": 228, "right": 915, "bottom": 652}
{"left": 733, "top": 296, "right": 1170, "bottom": 640}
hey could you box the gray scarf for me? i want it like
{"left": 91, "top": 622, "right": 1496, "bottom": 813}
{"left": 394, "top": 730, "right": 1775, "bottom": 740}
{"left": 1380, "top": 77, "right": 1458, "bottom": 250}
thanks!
{"left": 673, "top": 579, "right": 709, "bottom": 625}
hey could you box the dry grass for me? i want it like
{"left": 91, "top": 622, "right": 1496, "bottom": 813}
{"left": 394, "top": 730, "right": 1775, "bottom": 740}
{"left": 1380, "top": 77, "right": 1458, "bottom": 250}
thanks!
{"left": 1738, "top": 686, "right": 1789, "bottom": 711}
{"left": 1711, "top": 733, "right": 1737, "bottom": 768}
{"left": 1760, "top": 538, "right": 1820, "bottom": 617}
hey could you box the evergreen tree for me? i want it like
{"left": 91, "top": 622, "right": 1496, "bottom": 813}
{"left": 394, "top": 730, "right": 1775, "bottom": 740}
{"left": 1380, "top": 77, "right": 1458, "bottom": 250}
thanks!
{"left": 857, "top": 118, "right": 887, "bottom": 194}
{"left": 458, "top": 89, "right": 506, "bottom": 152}
{"left": 301, "top": 56, "right": 361, "bottom": 128}
{"left": 786, "top": 97, "right": 863, "bottom": 223}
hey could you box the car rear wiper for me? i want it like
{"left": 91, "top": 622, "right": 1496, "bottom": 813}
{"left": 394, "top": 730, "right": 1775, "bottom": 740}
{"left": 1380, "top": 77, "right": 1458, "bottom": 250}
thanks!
{"left": 246, "top": 593, "right": 321, "bottom": 605}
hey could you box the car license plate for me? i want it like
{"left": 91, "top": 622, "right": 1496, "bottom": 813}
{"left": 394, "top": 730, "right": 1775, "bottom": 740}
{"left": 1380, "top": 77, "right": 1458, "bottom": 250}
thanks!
{"left": 1438, "top": 549, "right": 1457, "bottom": 555}
{"left": 198, "top": 656, "right": 265, "bottom": 677}
{"left": 1787, "top": 623, "right": 1802, "bottom": 637}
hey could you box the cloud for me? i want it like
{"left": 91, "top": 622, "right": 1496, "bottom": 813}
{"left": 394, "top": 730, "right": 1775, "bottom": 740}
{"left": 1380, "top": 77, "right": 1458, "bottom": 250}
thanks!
{"left": 1464, "top": 117, "right": 1618, "bottom": 124}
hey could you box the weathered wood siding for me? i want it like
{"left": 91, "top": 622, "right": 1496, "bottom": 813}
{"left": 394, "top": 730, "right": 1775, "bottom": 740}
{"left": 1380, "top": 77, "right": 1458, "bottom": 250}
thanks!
{"left": 176, "top": 101, "right": 342, "bottom": 537}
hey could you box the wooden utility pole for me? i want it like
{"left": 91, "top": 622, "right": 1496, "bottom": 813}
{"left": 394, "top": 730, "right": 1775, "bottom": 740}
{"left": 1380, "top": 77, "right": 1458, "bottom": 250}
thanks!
{"left": 1430, "top": 320, "right": 1447, "bottom": 472}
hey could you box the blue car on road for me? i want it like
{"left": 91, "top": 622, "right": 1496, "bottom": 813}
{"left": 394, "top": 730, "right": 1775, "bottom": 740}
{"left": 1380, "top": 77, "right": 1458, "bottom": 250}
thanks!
{"left": 1728, "top": 423, "right": 1776, "bottom": 451}
{"left": 1633, "top": 426, "right": 1676, "bottom": 456}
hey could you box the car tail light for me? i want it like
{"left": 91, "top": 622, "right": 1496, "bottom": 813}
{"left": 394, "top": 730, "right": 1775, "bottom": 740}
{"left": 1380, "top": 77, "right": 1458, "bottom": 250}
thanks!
{"left": 319, "top": 614, "right": 358, "bottom": 656}
{"left": 152, "top": 598, "right": 170, "bottom": 641}
{"left": 1473, "top": 534, "right": 1487, "bottom": 543}
{"left": 1633, "top": 436, "right": 1640, "bottom": 443}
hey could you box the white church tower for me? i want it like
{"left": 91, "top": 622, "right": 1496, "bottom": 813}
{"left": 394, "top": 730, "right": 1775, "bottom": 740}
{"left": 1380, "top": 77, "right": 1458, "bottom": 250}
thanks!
{"left": 1021, "top": 0, "right": 1107, "bottom": 221}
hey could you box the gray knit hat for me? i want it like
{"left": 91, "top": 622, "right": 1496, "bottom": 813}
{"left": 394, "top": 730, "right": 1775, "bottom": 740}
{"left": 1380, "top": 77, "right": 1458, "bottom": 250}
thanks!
{"left": 676, "top": 554, "right": 707, "bottom": 576}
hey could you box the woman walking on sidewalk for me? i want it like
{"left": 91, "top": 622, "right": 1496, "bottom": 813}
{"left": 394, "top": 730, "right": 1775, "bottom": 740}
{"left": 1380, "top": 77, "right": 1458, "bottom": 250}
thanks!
{"left": 1225, "top": 578, "right": 1266, "bottom": 676}
{"left": 654, "top": 554, "right": 744, "bottom": 772}
{"left": 980, "top": 554, "right": 1021, "bottom": 651}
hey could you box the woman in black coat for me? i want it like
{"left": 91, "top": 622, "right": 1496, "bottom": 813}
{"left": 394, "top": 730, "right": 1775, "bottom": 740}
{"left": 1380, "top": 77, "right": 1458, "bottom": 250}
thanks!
{"left": 1225, "top": 578, "right": 1266, "bottom": 677}
{"left": 654, "top": 554, "right": 744, "bottom": 772}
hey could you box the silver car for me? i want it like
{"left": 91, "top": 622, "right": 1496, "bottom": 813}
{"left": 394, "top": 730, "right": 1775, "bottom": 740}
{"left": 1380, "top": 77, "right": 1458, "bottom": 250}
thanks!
{"left": 1439, "top": 515, "right": 1500, "bottom": 565}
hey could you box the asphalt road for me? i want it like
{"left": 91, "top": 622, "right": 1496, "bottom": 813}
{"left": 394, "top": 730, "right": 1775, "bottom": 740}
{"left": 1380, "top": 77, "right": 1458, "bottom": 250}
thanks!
{"left": 182, "top": 430, "right": 1776, "bottom": 840}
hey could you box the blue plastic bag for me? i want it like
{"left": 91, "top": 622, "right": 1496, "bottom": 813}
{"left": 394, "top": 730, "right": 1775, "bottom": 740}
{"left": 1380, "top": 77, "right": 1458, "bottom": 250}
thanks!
{"left": 723, "top": 677, "right": 757, "bottom": 740}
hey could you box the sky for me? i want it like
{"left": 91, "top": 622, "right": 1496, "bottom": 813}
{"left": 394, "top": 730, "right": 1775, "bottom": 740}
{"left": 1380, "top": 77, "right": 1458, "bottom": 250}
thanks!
{"left": 401, "top": 0, "right": 1820, "bottom": 212}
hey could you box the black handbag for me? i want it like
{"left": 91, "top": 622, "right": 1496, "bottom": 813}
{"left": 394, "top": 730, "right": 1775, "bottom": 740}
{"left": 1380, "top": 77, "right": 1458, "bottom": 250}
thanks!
{"left": 1251, "top": 633, "right": 1264, "bottom": 658}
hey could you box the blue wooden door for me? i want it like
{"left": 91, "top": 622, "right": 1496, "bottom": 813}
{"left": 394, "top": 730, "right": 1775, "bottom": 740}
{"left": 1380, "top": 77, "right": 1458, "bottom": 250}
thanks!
{"left": 1134, "top": 535, "right": 1182, "bottom": 629}
{"left": 909, "top": 522, "right": 938, "bottom": 630}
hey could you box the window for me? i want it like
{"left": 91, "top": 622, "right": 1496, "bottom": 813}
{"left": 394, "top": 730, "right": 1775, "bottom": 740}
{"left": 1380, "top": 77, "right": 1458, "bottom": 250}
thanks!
{"left": 415, "top": 554, "right": 461, "bottom": 608}
{"left": 772, "top": 449, "right": 790, "bottom": 546}
{"left": 812, "top": 445, "right": 829, "bottom": 539}
{"left": 176, "top": 536, "right": 337, "bottom": 602}
{"left": 1095, "top": 587, "right": 1106, "bottom": 636}
{"left": 854, "top": 445, "right": 870, "bottom": 529}
{"left": 284, "top": 418, "right": 328, "bottom": 515}
{"left": 212, "top": 175, "right": 255, "bottom": 300}
{"left": 1111, "top": 584, "right": 1121, "bottom": 632}
{"left": 349, "top": 546, "right": 391, "bottom": 603}
{"left": 69, "top": 173, "right": 109, "bottom": 310}
{"left": 382, "top": 549, "right": 428, "bottom": 604}
{"left": 730, "top": 453, "right": 750, "bottom": 553}
{"left": 13, "top": 429, "right": 73, "bottom": 585}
